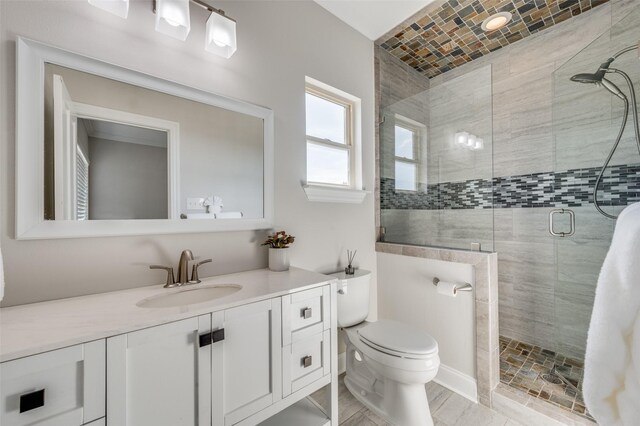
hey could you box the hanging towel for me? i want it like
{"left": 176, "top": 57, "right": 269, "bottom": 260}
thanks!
{"left": 584, "top": 202, "right": 640, "bottom": 426}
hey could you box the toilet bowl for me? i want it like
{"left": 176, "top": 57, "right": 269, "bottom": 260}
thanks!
{"left": 330, "top": 270, "right": 440, "bottom": 426}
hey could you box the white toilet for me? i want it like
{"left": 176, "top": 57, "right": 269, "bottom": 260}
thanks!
{"left": 330, "top": 269, "right": 440, "bottom": 426}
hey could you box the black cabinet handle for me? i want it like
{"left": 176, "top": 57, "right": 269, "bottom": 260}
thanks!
{"left": 20, "top": 389, "right": 45, "bottom": 413}
{"left": 199, "top": 328, "right": 225, "bottom": 347}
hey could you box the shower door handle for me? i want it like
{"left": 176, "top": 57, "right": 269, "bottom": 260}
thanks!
{"left": 549, "top": 209, "right": 575, "bottom": 237}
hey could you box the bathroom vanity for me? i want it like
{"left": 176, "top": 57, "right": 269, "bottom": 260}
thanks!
{"left": 0, "top": 268, "right": 338, "bottom": 426}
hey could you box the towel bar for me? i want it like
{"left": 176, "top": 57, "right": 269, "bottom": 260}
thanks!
{"left": 433, "top": 277, "right": 473, "bottom": 292}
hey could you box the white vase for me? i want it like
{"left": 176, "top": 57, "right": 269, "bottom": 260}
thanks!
{"left": 269, "top": 248, "right": 290, "bottom": 272}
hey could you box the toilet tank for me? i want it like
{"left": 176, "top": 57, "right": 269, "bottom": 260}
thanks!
{"left": 329, "top": 269, "right": 371, "bottom": 327}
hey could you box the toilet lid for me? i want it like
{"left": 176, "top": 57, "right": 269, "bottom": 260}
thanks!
{"left": 358, "top": 320, "right": 438, "bottom": 356}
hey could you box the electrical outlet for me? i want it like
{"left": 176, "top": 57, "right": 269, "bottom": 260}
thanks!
{"left": 187, "top": 198, "right": 205, "bottom": 210}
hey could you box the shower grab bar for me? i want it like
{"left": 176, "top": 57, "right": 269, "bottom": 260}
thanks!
{"left": 433, "top": 277, "right": 472, "bottom": 292}
{"left": 549, "top": 209, "right": 575, "bottom": 237}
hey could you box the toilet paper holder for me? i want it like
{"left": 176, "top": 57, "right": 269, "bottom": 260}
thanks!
{"left": 433, "top": 277, "right": 472, "bottom": 292}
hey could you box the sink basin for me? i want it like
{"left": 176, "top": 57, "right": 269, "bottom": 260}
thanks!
{"left": 137, "top": 284, "right": 242, "bottom": 308}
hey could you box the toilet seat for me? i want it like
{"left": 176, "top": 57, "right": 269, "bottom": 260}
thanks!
{"left": 345, "top": 321, "right": 439, "bottom": 374}
{"left": 358, "top": 319, "right": 438, "bottom": 359}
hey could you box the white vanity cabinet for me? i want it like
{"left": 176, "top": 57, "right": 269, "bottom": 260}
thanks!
{"left": 0, "top": 340, "right": 106, "bottom": 426}
{"left": 1, "top": 269, "right": 338, "bottom": 426}
{"left": 106, "top": 315, "right": 212, "bottom": 426}
{"left": 105, "top": 298, "right": 283, "bottom": 426}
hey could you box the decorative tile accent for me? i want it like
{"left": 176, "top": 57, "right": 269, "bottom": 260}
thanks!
{"left": 499, "top": 336, "right": 594, "bottom": 422}
{"left": 380, "top": 163, "right": 640, "bottom": 210}
{"left": 377, "top": 0, "right": 610, "bottom": 79}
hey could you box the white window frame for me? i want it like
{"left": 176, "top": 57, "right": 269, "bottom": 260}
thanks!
{"left": 303, "top": 77, "right": 366, "bottom": 203}
{"left": 394, "top": 115, "right": 426, "bottom": 192}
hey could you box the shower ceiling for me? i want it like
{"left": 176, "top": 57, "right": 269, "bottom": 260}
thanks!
{"left": 377, "top": 0, "right": 610, "bottom": 79}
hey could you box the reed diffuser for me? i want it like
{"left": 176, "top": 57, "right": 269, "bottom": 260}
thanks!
{"left": 345, "top": 249, "right": 357, "bottom": 275}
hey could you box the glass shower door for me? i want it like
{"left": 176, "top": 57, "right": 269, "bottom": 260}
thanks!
{"left": 550, "top": 4, "right": 640, "bottom": 407}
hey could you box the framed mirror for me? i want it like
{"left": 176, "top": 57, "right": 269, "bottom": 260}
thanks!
{"left": 16, "top": 37, "right": 274, "bottom": 239}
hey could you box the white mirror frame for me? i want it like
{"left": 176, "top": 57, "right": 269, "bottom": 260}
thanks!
{"left": 15, "top": 37, "right": 274, "bottom": 240}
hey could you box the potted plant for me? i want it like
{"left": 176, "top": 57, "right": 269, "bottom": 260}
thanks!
{"left": 262, "top": 230, "right": 295, "bottom": 271}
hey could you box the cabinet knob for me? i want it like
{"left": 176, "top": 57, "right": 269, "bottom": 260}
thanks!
{"left": 301, "top": 308, "right": 312, "bottom": 319}
{"left": 19, "top": 389, "right": 45, "bottom": 413}
{"left": 302, "top": 355, "right": 313, "bottom": 368}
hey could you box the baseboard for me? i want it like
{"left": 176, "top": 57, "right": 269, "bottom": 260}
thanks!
{"left": 434, "top": 363, "right": 477, "bottom": 403}
{"left": 338, "top": 352, "right": 346, "bottom": 375}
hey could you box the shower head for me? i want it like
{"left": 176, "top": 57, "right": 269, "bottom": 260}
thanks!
{"left": 570, "top": 73, "right": 604, "bottom": 84}
{"left": 570, "top": 70, "right": 627, "bottom": 101}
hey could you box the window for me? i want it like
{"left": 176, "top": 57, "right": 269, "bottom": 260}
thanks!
{"left": 306, "top": 88, "right": 353, "bottom": 186}
{"left": 394, "top": 116, "right": 424, "bottom": 192}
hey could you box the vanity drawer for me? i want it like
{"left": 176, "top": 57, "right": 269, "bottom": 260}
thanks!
{"left": 0, "top": 340, "right": 106, "bottom": 426}
{"left": 282, "top": 330, "right": 330, "bottom": 396}
{"left": 281, "top": 285, "right": 330, "bottom": 346}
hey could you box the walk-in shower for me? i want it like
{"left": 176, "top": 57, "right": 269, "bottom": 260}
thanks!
{"left": 377, "top": 3, "right": 640, "bottom": 422}
{"left": 570, "top": 44, "right": 640, "bottom": 219}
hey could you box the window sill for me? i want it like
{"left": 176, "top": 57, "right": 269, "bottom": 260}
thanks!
{"left": 302, "top": 184, "right": 369, "bottom": 204}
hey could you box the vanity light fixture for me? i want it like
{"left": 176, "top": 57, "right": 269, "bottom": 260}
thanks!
{"left": 154, "top": 0, "right": 191, "bottom": 41}
{"left": 481, "top": 12, "right": 512, "bottom": 32}
{"left": 205, "top": 8, "right": 237, "bottom": 58}
{"left": 89, "top": 0, "right": 237, "bottom": 58}
{"left": 88, "top": 0, "right": 129, "bottom": 19}
{"left": 454, "top": 131, "right": 484, "bottom": 150}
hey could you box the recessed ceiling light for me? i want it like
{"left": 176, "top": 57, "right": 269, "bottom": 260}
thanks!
{"left": 481, "top": 12, "right": 512, "bottom": 32}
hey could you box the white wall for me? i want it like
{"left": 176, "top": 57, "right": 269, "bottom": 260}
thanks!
{"left": 377, "top": 252, "right": 476, "bottom": 399}
{"left": 0, "top": 0, "right": 377, "bottom": 309}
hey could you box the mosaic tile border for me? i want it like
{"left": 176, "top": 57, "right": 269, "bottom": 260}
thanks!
{"left": 380, "top": 163, "right": 640, "bottom": 210}
{"left": 377, "top": 0, "right": 610, "bottom": 79}
{"left": 499, "top": 336, "right": 594, "bottom": 422}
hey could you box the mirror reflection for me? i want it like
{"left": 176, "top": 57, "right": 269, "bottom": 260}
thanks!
{"left": 43, "top": 64, "right": 264, "bottom": 221}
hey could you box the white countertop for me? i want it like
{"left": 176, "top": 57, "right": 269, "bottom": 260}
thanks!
{"left": 0, "top": 267, "right": 336, "bottom": 362}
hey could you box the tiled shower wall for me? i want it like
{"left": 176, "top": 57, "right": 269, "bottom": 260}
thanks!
{"left": 378, "top": 0, "right": 639, "bottom": 359}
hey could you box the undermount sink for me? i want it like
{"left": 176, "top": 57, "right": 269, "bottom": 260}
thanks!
{"left": 137, "top": 284, "right": 243, "bottom": 308}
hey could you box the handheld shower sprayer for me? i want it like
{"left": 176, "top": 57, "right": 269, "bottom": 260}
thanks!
{"left": 569, "top": 45, "right": 640, "bottom": 219}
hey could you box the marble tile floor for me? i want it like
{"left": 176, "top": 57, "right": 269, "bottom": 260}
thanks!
{"left": 499, "top": 336, "right": 594, "bottom": 422}
{"left": 311, "top": 373, "right": 523, "bottom": 426}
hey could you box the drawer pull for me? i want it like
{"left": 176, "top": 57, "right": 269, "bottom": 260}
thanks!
{"left": 19, "top": 389, "right": 45, "bottom": 413}
{"left": 301, "top": 308, "right": 312, "bottom": 319}
{"left": 302, "top": 355, "right": 313, "bottom": 368}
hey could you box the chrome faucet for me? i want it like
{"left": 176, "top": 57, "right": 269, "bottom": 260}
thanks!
{"left": 177, "top": 249, "right": 194, "bottom": 285}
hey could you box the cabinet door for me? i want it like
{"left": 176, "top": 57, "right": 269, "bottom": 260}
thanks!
{"left": 212, "top": 298, "right": 282, "bottom": 426}
{"left": 106, "top": 315, "right": 211, "bottom": 426}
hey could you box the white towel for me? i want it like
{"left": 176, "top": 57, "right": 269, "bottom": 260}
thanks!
{"left": 584, "top": 202, "right": 640, "bottom": 425}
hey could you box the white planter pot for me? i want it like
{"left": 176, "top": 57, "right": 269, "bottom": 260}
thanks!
{"left": 268, "top": 248, "right": 290, "bottom": 272}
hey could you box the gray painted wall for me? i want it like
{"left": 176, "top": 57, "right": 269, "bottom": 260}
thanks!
{"left": 0, "top": 0, "right": 377, "bottom": 313}
{"left": 88, "top": 137, "right": 169, "bottom": 220}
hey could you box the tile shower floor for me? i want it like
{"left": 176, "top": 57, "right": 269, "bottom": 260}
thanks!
{"left": 499, "top": 336, "right": 594, "bottom": 422}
